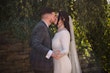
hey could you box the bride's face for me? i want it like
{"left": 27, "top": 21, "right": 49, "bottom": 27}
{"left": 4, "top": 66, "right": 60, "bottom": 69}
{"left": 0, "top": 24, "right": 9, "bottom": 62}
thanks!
{"left": 57, "top": 19, "right": 64, "bottom": 27}
{"left": 54, "top": 13, "right": 63, "bottom": 26}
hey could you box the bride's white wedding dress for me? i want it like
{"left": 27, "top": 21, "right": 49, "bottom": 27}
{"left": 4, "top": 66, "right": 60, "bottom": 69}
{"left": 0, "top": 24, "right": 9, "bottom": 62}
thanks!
{"left": 52, "top": 29, "right": 72, "bottom": 73}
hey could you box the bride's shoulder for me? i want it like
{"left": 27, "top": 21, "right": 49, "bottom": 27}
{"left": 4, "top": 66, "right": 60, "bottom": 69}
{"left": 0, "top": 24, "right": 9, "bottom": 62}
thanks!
{"left": 59, "top": 29, "right": 70, "bottom": 35}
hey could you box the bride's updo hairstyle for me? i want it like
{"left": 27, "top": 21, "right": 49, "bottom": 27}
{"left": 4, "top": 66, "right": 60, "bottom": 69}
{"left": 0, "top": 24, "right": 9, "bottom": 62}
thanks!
{"left": 57, "top": 11, "right": 70, "bottom": 32}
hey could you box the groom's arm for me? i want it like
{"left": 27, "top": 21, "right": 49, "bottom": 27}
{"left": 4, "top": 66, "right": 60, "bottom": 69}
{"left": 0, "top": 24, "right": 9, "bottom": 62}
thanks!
{"left": 30, "top": 25, "right": 51, "bottom": 57}
{"left": 46, "top": 50, "right": 59, "bottom": 59}
{"left": 46, "top": 50, "right": 62, "bottom": 59}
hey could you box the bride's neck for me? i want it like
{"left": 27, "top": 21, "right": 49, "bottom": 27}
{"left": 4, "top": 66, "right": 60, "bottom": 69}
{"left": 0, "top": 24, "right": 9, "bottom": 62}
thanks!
{"left": 58, "top": 24, "right": 65, "bottom": 32}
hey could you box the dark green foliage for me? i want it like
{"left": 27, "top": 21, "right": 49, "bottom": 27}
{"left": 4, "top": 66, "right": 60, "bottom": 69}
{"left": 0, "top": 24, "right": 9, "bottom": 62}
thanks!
{"left": 74, "top": 0, "right": 110, "bottom": 72}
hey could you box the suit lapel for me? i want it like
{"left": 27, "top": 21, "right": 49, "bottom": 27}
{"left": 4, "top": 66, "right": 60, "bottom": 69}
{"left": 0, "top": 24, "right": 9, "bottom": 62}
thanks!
{"left": 41, "top": 21, "right": 52, "bottom": 39}
{"left": 41, "top": 21, "right": 52, "bottom": 49}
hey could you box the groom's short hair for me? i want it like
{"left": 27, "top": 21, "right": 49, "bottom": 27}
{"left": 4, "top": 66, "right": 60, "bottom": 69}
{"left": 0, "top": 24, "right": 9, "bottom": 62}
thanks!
{"left": 40, "top": 7, "right": 55, "bottom": 16}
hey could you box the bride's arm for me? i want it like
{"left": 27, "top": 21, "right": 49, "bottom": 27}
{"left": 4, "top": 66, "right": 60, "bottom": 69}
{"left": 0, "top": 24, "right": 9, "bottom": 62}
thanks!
{"left": 58, "top": 31, "right": 70, "bottom": 58}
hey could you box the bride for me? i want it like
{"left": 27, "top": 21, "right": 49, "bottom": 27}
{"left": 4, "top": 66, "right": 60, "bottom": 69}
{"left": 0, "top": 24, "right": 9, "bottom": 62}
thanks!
{"left": 52, "top": 11, "right": 82, "bottom": 73}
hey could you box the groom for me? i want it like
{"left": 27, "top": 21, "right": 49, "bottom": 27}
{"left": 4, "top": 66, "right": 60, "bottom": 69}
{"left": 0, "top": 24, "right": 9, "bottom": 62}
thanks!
{"left": 30, "top": 7, "right": 59, "bottom": 73}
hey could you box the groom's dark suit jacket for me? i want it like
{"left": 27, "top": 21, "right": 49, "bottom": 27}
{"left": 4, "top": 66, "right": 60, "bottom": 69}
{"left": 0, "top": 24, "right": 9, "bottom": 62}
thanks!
{"left": 30, "top": 21, "right": 53, "bottom": 71}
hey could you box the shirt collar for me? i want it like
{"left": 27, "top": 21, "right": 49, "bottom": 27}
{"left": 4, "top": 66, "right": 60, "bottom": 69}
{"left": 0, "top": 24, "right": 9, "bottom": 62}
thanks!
{"left": 42, "top": 19, "right": 49, "bottom": 27}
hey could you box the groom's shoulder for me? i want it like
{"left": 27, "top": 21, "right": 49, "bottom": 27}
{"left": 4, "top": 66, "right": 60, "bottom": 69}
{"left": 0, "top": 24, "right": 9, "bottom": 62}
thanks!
{"left": 34, "top": 21, "right": 45, "bottom": 29}
{"left": 37, "top": 21, "right": 44, "bottom": 26}
{"left": 31, "top": 21, "right": 44, "bottom": 32}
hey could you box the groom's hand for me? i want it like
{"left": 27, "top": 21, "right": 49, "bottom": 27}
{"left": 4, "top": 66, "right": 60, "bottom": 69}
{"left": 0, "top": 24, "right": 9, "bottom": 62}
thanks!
{"left": 51, "top": 50, "right": 60, "bottom": 59}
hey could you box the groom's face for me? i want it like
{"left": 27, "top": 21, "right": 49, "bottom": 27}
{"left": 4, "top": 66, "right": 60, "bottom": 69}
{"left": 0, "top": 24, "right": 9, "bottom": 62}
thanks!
{"left": 50, "top": 12, "right": 57, "bottom": 24}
